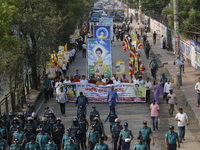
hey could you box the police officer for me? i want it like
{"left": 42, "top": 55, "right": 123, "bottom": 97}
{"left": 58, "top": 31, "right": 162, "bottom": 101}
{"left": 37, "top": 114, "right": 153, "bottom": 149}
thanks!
{"left": 12, "top": 125, "right": 26, "bottom": 146}
{"left": 1, "top": 114, "right": 10, "bottom": 132}
{"left": 37, "top": 117, "right": 52, "bottom": 136}
{"left": 17, "top": 112, "right": 25, "bottom": 128}
{"left": 70, "top": 118, "right": 82, "bottom": 149}
{"left": 61, "top": 128, "right": 76, "bottom": 150}
{"left": 7, "top": 112, "right": 14, "bottom": 123}
{"left": 32, "top": 112, "right": 40, "bottom": 127}
{"left": 9, "top": 138, "right": 23, "bottom": 150}
{"left": 87, "top": 125, "right": 100, "bottom": 150}
{"left": 43, "top": 107, "right": 50, "bottom": 119}
{"left": 36, "top": 128, "right": 49, "bottom": 150}
{"left": 0, "top": 121, "right": 8, "bottom": 142}
{"left": 78, "top": 114, "right": 89, "bottom": 150}
{"left": 89, "top": 106, "right": 101, "bottom": 125}
{"left": 138, "top": 121, "right": 154, "bottom": 148}
{"left": 94, "top": 136, "right": 109, "bottom": 150}
{"left": 64, "top": 137, "right": 78, "bottom": 150}
{"left": 103, "top": 106, "right": 118, "bottom": 133}
{"left": 165, "top": 125, "right": 180, "bottom": 150}
{"left": 24, "top": 104, "right": 33, "bottom": 118}
{"left": 48, "top": 111, "right": 56, "bottom": 134}
{"left": 118, "top": 122, "right": 134, "bottom": 150}
{"left": 76, "top": 106, "right": 86, "bottom": 119}
{"left": 10, "top": 117, "right": 21, "bottom": 145}
{"left": 133, "top": 136, "right": 149, "bottom": 150}
{"left": 45, "top": 137, "right": 58, "bottom": 150}
{"left": 75, "top": 92, "right": 88, "bottom": 113}
{"left": 93, "top": 117, "right": 105, "bottom": 137}
{"left": 25, "top": 134, "right": 40, "bottom": 150}
{"left": 53, "top": 117, "right": 64, "bottom": 150}
{"left": 24, "top": 117, "right": 36, "bottom": 142}
{"left": 0, "top": 133, "right": 8, "bottom": 150}
{"left": 111, "top": 118, "right": 123, "bottom": 150}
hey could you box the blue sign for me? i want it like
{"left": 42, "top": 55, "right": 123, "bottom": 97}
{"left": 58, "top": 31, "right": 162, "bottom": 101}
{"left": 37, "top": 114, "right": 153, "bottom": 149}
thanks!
{"left": 93, "top": 25, "right": 111, "bottom": 39}
{"left": 180, "top": 41, "right": 185, "bottom": 53}
{"left": 185, "top": 45, "right": 191, "bottom": 58}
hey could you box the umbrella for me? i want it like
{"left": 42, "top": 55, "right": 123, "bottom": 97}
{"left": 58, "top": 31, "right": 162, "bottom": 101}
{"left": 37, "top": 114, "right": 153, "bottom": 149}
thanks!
{"left": 134, "top": 24, "right": 146, "bottom": 29}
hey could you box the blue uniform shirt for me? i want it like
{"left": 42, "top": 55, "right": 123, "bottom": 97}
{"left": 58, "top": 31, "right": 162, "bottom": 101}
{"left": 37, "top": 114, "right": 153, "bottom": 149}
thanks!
{"left": 94, "top": 143, "right": 109, "bottom": 150}
{"left": 25, "top": 141, "right": 40, "bottom": 150}
{"left": 62, "top": 133, "right": 76, "bottom": 146}
{"left": 133, "top": 142, "right": 149, "bottom": 150}
{"left": 119, "top": 129, "right": 133, "bottom": 141}
{"left": 88, "top": 130, "right": 100, "bottom": 143}
{"left": 64, "top": 143, "right": 78, "bottom": 150}
{"left": 138, "top": 126, "right": 152, "bottom": 141}
{"left": 13, "top": 131, "right": 26, "bottom": 144}
{"left": 36, "top": 133, "right": 49, "bottom": 150}
{"left": 9, "top": 144, "right": 23, "bottom": 150}
{"left": 44, "top": 143, "right": 58, "bottom": 150}
{"left": 0, "top": 126, "right": 8, "bottom": 138}
{"left": 165, "top": 131, "right": 178, "bottom": 144}
{"left": 0, "top": 139, "right": 8, "bottom": 150}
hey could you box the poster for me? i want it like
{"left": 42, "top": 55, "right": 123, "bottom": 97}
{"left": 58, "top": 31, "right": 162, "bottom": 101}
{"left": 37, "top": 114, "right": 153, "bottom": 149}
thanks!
{"left": 70, "top": 35, "right": 75, "bottom": 43}
{"left": 74, "top": 29, "right": 80, "bottom": 39}
{"left": 94, "top": 25, "right": 111, "bottom": 39}
{"left": 99, "top": 18, "right": 113, "bottom": 38}
{"left": 115, "top": 60, "right": 125, "bottom": 74}
{"left": 46, "top": 62, "right": 56, "bottom": 78}
{"left": 63, "top": 51, "right": 69, "bottom": 62}
{"left": 87, "top": 38, "right": 112, "bottom": 78}
{"left": 57, "top": 54, "right": 64, "bottom": 67}
{"left": 94, "top": 62, "right": 104, "bottom": 75}
{"left": 64, "top": 43, "right": 68, "bottom": 51}
{"left": 58, "top": 46, "right": 65, "bottom": 54}
{"left": 62, "top": 83, "right": 146, "bottom": 102}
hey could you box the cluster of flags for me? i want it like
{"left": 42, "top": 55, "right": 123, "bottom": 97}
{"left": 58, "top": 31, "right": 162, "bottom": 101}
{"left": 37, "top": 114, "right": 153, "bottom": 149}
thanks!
{"left": 122, "top": 38, "right": 145, "bottom": 78}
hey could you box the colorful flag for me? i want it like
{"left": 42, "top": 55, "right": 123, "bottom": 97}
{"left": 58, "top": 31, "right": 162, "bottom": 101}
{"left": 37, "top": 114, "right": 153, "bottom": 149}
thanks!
{"left": 122, "top": 38, "right": 130, "bottom": 52}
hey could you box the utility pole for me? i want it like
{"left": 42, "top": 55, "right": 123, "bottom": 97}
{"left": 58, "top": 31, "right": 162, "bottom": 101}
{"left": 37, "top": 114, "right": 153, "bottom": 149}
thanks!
{"left": 173, "top": 0, "right": 182, "bottom": 88}
{"left": 139, "top": 0, "right": 142, "bottom": 23}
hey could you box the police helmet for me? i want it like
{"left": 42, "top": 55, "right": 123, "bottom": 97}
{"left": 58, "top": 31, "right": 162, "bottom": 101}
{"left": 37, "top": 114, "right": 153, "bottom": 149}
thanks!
{"left": 9, "top": 112, "right": 14, "bottom": 116}
{"left": 41, "top": 117, "right": 47, "bottom": 121}
{"left": 27, "top": 117, "right": 33, "bottom": 121}
{"left": 1, "top": 114, "right": 7, "bottom": 118}
{"left": 56, "top": 117, "right": 61, "bottom": 121}
{"left": 93, "top": 117, "right": 99, "bottom": 121}
{"left": 32, "top": 112, "right": 37, "bottom": 118}
{"left": 13, "top": 117, "right": 19, "bottom": 121}
{"left": 18, "top": 112, "right": 23, "bottom": 116}
{"left": 72, "top": 118, "right": 78, "bottom": 122}
{"left": 114, "top": 118, "right": 121, "bottom": 123}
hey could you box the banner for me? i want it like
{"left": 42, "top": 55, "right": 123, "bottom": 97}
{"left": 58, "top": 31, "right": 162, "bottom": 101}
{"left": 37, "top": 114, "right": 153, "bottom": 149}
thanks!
{"left": 87, "top": 38, "right": 112, "bottom": 78}
{"left": 57, "top": 54, "right": 64, "bottom": 67}
{"left": 94, "top": 62, "right": 104, "bottom": 75}
{"left": 70, "top": 35, "right": 75, "bottom": 43}
{"left": 58, "top": 46, "right": 65, "bottom": 54}
{"left": 99, "top": 17, "right": 113, "bottom": 38}
{"left": 63, "top": 51, "right": 69, "bottom": 62}
{"left": 74, "top": 29, "right": 80, "bottom": 39}
{"left": 62, "top": 83, "right": 146, "bottom": 102}
{"left": 115, "top": 60, "right": 125, "bottom": 74}
{"left": 46, "top": 62, "right": 56, "bottom": 78}
{"left": 94, "top": 25, "right": 111, "bottom": 39}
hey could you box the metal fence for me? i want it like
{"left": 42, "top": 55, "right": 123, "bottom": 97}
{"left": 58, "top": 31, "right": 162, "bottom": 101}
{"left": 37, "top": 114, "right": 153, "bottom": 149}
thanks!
{"left": 0, "top": 93, "right": 11, "bottom": 114}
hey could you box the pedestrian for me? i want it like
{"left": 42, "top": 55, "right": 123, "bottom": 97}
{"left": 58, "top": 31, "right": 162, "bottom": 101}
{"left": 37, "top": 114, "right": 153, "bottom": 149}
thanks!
{"left": 10, "top": 138, "right": 23, "bottom": 150}
{"left": 56, "top": 87, "right": 68, "bottom": 117}
{"left": 61, "top": 128, "right": 76, "bottom": 150}
{"left": 153, "top": 31, "right": 157, "bottom": 44}
{"left": 64, "top": 137, "right": 78, "bottom": 150}
{"left": 138, "top": 121, "right": 154, "bottom": 148}
{"left": 194, "top": 77, "right": 200, "bottom": 107}
{"left": 75, "top": 92, "right": 88, "bottom": 112}
{"left": 74, "top": 70, "right": 81, "bottom": 79}
{"left": 37, "top": 117, "right": 51, "bottom": 136}
{"left": 152, "top": 81, "right": 164, "bottom": 103}
{"left": 25, "top": 134, "right": 40, "bottom": 150}
{"left": 180, "top": 54, "right": 185, "bottom": 73}
{"left": 80, "top": 75, "right": 88, "bottom": 83}
{"left": 12, "top": 125, "right": 26, "bottom": 146}
{"left": 94, "top": 136, "right": 109, "bottom": 150}
{"left": 45, "top": 137, "right": 58, "bottom": 150}
{"left": 118, "top": 122, "right": 134, "bottom": 150}
{"left": 0, "top": 121, "right": 8, "bottom": 142}
{"left": 32, "top": 112, "right": 40, "bottom": 129}
{"left": 160, "top": 35, "right": 164, "bottom": 49}
{"left": 10, "top": 117, "right": 21, "bottom": 143}
{"left": 36, "top": 128, "right": 49, "bottom": 150}
{"left": 167, "top": 89, "right": 177, "bottom": 117}
{"left": 24, "top": 117, "right": 36, "bottom": 142}
{"left": 43, "top": 107, "right": 50, "bottom": 119}
{"left": 48, "top": 112, "right": 56, "bottom": 134}
{"left": 145, "top": 77, "right": 152, "bottom": 104}
{"left": 149, "top": 59, "right": 158, "bottom": 80}
{"left": 149, "top": 99, "right": 160, "bottom": 130}
{"left": 89, "top": 106, "right": 101, "bottom": 125}
{"left": 103, "top": 106, "right": 118, "bottom": 133}
{"left": 164, "top": 79, "right": 172, "bottom": 103}
{"left": 76, "top": 106, "right": 86, "bottom": 119}
{"left": 145, "top": 41, "right": 151, "bottom": 59}
{"left": 82, "top": 42, "right": 87, "bottom": 58}
{"left": 111, "top": 118, "right": 123, "bottom": 150}
{"left": 113, "top": 77, "right": 121, "bottom": 85}
{"left": 87, "top": 124, "right": 100, "bottom": 150}
{"left": 1, "top": 114, "right": 10, "bottom": 133}
{"left": 53, "top": 117, "right": 65, "bottom": 150}
{"left": 165, "top": 125, "right": 180, "bottom": 150}
{"left": 133, "top": 136, "right": 149, "bottom": 150}
{"left": 55, "top": 77, "right": 62, "bottom": 97}
{"left": 175, "top": 108, "right": 190, "bottom": 143}
{"left": 107, "top": 86, "right": 119, "bottom": 110}
{"left": 120, "top": 74, "right": 129, "bottom": 83}
{"left": 92, "top": 117, "right": 106, "bottom": 137}
{"left": 160, "top": 73, "right": 168, "bottom": 88}
{"left": 24, "top": 104, "right": 33, "bottom": 118}
{"left": 43, "top": 74, "right": 51, "bottom": 103}
{"left": 62, "top": 63, "right": 67, "bottom": 78}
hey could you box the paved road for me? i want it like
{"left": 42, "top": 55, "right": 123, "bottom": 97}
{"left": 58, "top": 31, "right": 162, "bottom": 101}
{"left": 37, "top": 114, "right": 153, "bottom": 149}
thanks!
{"left": 35, "top": 21, "right": 200, "bottom": 149}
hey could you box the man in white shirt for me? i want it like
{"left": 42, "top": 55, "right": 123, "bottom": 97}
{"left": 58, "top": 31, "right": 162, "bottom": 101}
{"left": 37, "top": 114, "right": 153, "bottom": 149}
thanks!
{"left": 101, "top": 75, "right": 106, "bottom": 83}
{"left": 164, "top": 79, "right": 172, "bottom": 104}
{"left": 111, "top": 74, "right": 117, "bottom": 82}
{"left": 145, "top": 77, "right": 152, "bottom": 104}
{"left": 113, "top": 77, "right": 121, "bottom": 85}
{"left": 56, "top": 87, "right": 68, "bottom": 116}
{"left": 138, "top": 75, "right": 144, "bottom": 83}
{"left": 194, "top": 77, "right": 200, "bottom": 107}
{"left": 175, "top": 108, "right": 189, "bottom": 142}
{"left": 55, "top": 77, "right": 62, "bottom": 96}
{"left": 63, "top": 76, "right": 71, "bottom": 84}
{"left": 167, "top": 89, "right": 177, "bottom": 117}
{"left": 69, "top": 49, "right": 73, "bottom": 63}
{"left": 80, "top": 75, "right": 88, "bottom": 83}
{"left": 82, "top": 42, "right": 87, "bottom": 58}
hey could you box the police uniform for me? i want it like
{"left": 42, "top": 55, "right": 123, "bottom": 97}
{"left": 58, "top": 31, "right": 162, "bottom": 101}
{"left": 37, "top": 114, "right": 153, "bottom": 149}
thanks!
{"left": 119, "top": 128, "right": 133, "bottom": 150}
{"left": 78, "top": 117, "right": 88, "bottom": 149}
{"left": 45, "top": 143, "right": 58, "bottom": 150}
{"left": 1, "top": 117, "right": 10, "bottom": 132}
{"left": 53, "top": 123, "right": 64, "bottom": 148}
{"left": 112, "top": 124, "right": 123, "bottom": 150}
{"left": 76, "top": 109, "right": 86, "bottom": 119}
{"left": 37, "top": 123, "right": 51, "bottom": 135}
{"left": 24, "top": 122, "right": 36, "bottom": 142}
{"left": 13, "top": 130, "right": 26, "bottom": 144}
{"left": 48, "top": 117, "right": 56, "bottom": 132}
{"left": 64, "top": 143, "right": 78, "bottom": 150}
{"left": 133, "top": 142, "right": 149, "bottom": 150}
{"left": 76, "top": 95, "right": 88, "bottom": 112}
{"left": 25, "top": 141, "right": 40, "bottom": 150}
{"left": 88, "top": 130, "right": 100, "bottom": 150}
{"left": 24, "top": 109, "right": 33, "bottom": 118}
{"left": 0, "top": 138, "right": 8, "bottom": 150}
{"left": 10, "top": 123, "right": 22, "bottom": 139}
{"left": 89, "top": 110, "right": 100, "bottom": 124}
{"left": 62, "top": 133, "right": 76, "bottom": 147}
{"left": 165, "top": 131, "right": 179, "bottom": 150}
{"left": 9, "top": 144, "right": 23, "bottom": 150}
{"left": 70, "top": 122, "right": 82, "bottom": 149}
{"left": 104, "top": 111, "right": 118, "bottom": 132}
{"left": 138, "top": 126, "right": 152, "bottom": 148}
{"left": 94, "top": 143, "right": 109, "bottom": 150}
{"left": 36, "top": 132, "right": 49, "bottom": 150}
{"left": 0, "top": 126, "right": 8, "bottom": 139}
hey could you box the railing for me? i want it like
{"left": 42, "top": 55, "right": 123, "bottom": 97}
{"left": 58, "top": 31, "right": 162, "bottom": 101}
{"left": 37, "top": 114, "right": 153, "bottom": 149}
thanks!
{"left": 0, "top": 93, "right": 10, "bottom": 114}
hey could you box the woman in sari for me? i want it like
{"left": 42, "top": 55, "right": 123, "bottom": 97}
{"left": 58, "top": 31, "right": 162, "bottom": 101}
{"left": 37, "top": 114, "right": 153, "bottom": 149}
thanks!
{"left": 152, "top": 80, "right": 164, "bottom": 103}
